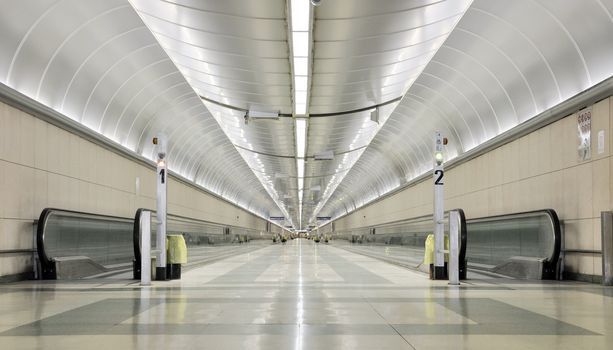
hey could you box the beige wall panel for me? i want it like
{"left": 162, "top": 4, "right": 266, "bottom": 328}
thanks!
{"left": 560, "top": 166, "right": 579, "bottom": 219}
{"left": 535, "top": 127, "right": 552, "bottom": 175}
{"left": 333, "top": 97, "right": 613, "bottom": 280}
{"left": 549, "top": 118, "right": 566, "bottom": 172}
{"left": 1, "top": 104, "right": 20, "bottom": 165}
{"left": 501, "top": 141, "right": 520, "bottom": 183}
{"left": 0, "top": 161, "right": 5, "bottom": 218}
{"left": 0, "top": 219, "right": 32, "bottom": 250}
{"left": 593, "top": 256, "right": 602, "bottom": 276}
{"left": 33, "top": 118, "right": 48, "bottom": 170}
{"left": 0, "top": 255, "right": 32, "bottom": 276}
{"left": 576, "top": 162, "right": 594, "bottom": 219}
{"left": 3, "top": 161, "right": 34, "bottom": 220}
{"left": 0, "top": 100, "right": 271, "bottom": 277}
{"left": 564, "top": 219, "right": 594, "bottom": 251}
{"left": 518, "top": 131, "right": 539, "bottom": 180}
{"left": 19, "top": 111, "right": 35, "bottom": 167}
{"left": 33, "top": 169, "right": 47, "bottom": 216}
{"left": 488, "top": 147, "right": 504, "bottom": 187}
{"left": 592, "top": 158, "right": 610, "bottom": 216}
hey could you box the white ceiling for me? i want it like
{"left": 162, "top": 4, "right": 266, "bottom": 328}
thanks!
{"left": 0, "top": 0, "right": 612, "bottom": 228}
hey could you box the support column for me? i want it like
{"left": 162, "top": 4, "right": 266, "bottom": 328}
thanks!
{"left": 140, "top": 210, "right": 152, "bottom": 286}
{"left": 433, "top": 131, "right": 447, "bottom": 280}
{"left": 154, "top": 134, "right": 168, "bottom": 281}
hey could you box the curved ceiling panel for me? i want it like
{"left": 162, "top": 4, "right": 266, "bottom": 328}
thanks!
{"left": 309, "top": 0, "right": 472, "bottom": 114}
{"left": 302, "top": 0, "right": 472, "bottom": 226}
{"left": 2, "top": 0, "right": 611, "bottom": 229}
{"left": 316, "top": 0, "right": 613, "bottom": 222}
{"left": 130, "top": 0, "right": 295, "bottom": 225}
{"left": 132, "top": 0, "right": 472, "bottom": 228}
{"left": 0, "top": 0, "right": 282, "bottom": 218}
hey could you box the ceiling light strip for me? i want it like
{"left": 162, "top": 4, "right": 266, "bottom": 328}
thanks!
{"left": 291, "top": 0, "right": 310, "bottom": 116}
{"left": 295, "top": 118, "right": 307, "bottom": 229}
{"left": 290, "top": 0, "right": 312, "bottom": 229}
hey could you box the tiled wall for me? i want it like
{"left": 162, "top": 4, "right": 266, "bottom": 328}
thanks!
{"left": 333, "top": 97, "right": 613, "bottom": 281}
{"left": 0, "top": 101, "right": 268, "bottom": 278}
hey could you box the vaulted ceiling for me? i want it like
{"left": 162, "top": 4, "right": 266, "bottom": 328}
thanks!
{"left": 1, "top": 0, "right": 612, "bottom": 228}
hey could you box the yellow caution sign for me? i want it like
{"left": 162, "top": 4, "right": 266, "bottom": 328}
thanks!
{"left": 423, "top": 233, "right": 449, "bottom": 265}
{"left": 167, "top": 234, "right": 187, "bottom": 264}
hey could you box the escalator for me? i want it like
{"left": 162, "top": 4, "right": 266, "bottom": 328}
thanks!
{"left": 332, "top": 209, "right": 561, "bottom": 280}
{"left": 36, "top": 208, "right": 274, "bottom": 280}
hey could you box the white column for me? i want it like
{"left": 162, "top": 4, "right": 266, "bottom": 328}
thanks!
{"left": 433, "top": 131, "right": 446, "bottom": 279}
{"left": 154, "top": 134, "right": 168, "bottom": 281}
{"left": 140, "top": 210, "right": 151, "bottom": 286}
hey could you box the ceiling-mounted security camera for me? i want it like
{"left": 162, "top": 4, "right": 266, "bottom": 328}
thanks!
{"left": 310, "top": 0, "right": 322, "bottom": 6}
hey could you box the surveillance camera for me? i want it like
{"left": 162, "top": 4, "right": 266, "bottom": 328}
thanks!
{"left": 310, "top": 0, "right": 322, "bottom": 6}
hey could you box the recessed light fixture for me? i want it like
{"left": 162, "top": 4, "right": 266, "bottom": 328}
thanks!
{"left": 314, "top": 150, "right": 334, "bottom": 160}
{"left": 248, "top": 109, "right": 280, "bottom": 119}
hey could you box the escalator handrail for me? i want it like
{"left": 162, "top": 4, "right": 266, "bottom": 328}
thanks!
{"left": 36, "top": 208, "right": 133, "bottom": 279}
{"left": 133, "top": 208, "right": 265, "bottom": 234}
{"left": 333, "top": 209, "right": 468, "bottom": 277}
{"left": 360, "top": 210, "right": 458, "bottom": 230}
{"left": 457, "top": 209, "right": 468, "bottom": 273}
{"left": 466, "top": 209, "right": 562, "bottom": 268}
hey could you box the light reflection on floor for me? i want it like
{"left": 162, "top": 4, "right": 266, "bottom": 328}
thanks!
{"left": 0, "top": 239, "right": 612, "bottom": 350}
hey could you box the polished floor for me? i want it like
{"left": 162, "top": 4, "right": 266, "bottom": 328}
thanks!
{"left": 1, "top": 239, "right": 612, "bottom": 349}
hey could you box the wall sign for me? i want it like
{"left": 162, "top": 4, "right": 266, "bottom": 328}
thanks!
{"left": 598, "top": 130, "right": 605, "bottom": 154}
{"left": 577, "top": 107, "right": 592, "bottom": 162}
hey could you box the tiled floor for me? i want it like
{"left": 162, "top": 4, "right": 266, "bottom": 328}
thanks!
{"left": 1, "top": 239, "right": 612, "bottom": 349}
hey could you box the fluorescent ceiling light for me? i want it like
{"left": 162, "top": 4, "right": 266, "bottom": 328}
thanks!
{"left": 290, "top": 0, "right": 311, "bottom": 228}
{"left": 295, "top": 103, "right": 306, "bottom": 115}
{"left": 295, "top": 90, "right": 307, "bottom": 105}
{"left": 295, "top": 119, "right": 307, "bottom": 158}
{"left": 294, "top": 76, "right": 308, "bottom": 91}
{"left": 292, "top": 31, "right": 309, "bottom": 57}
{"left": 293, "top": 57, "right": 308, "bottom": 76}
{"left": 297, "top": 158, "right": 305, "bottom": 217}
{"left": 297, "top": 159, "right": 305, "bottom": 178}
{"left": 291, "top": 0, "right": 310, "bottom": 31}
